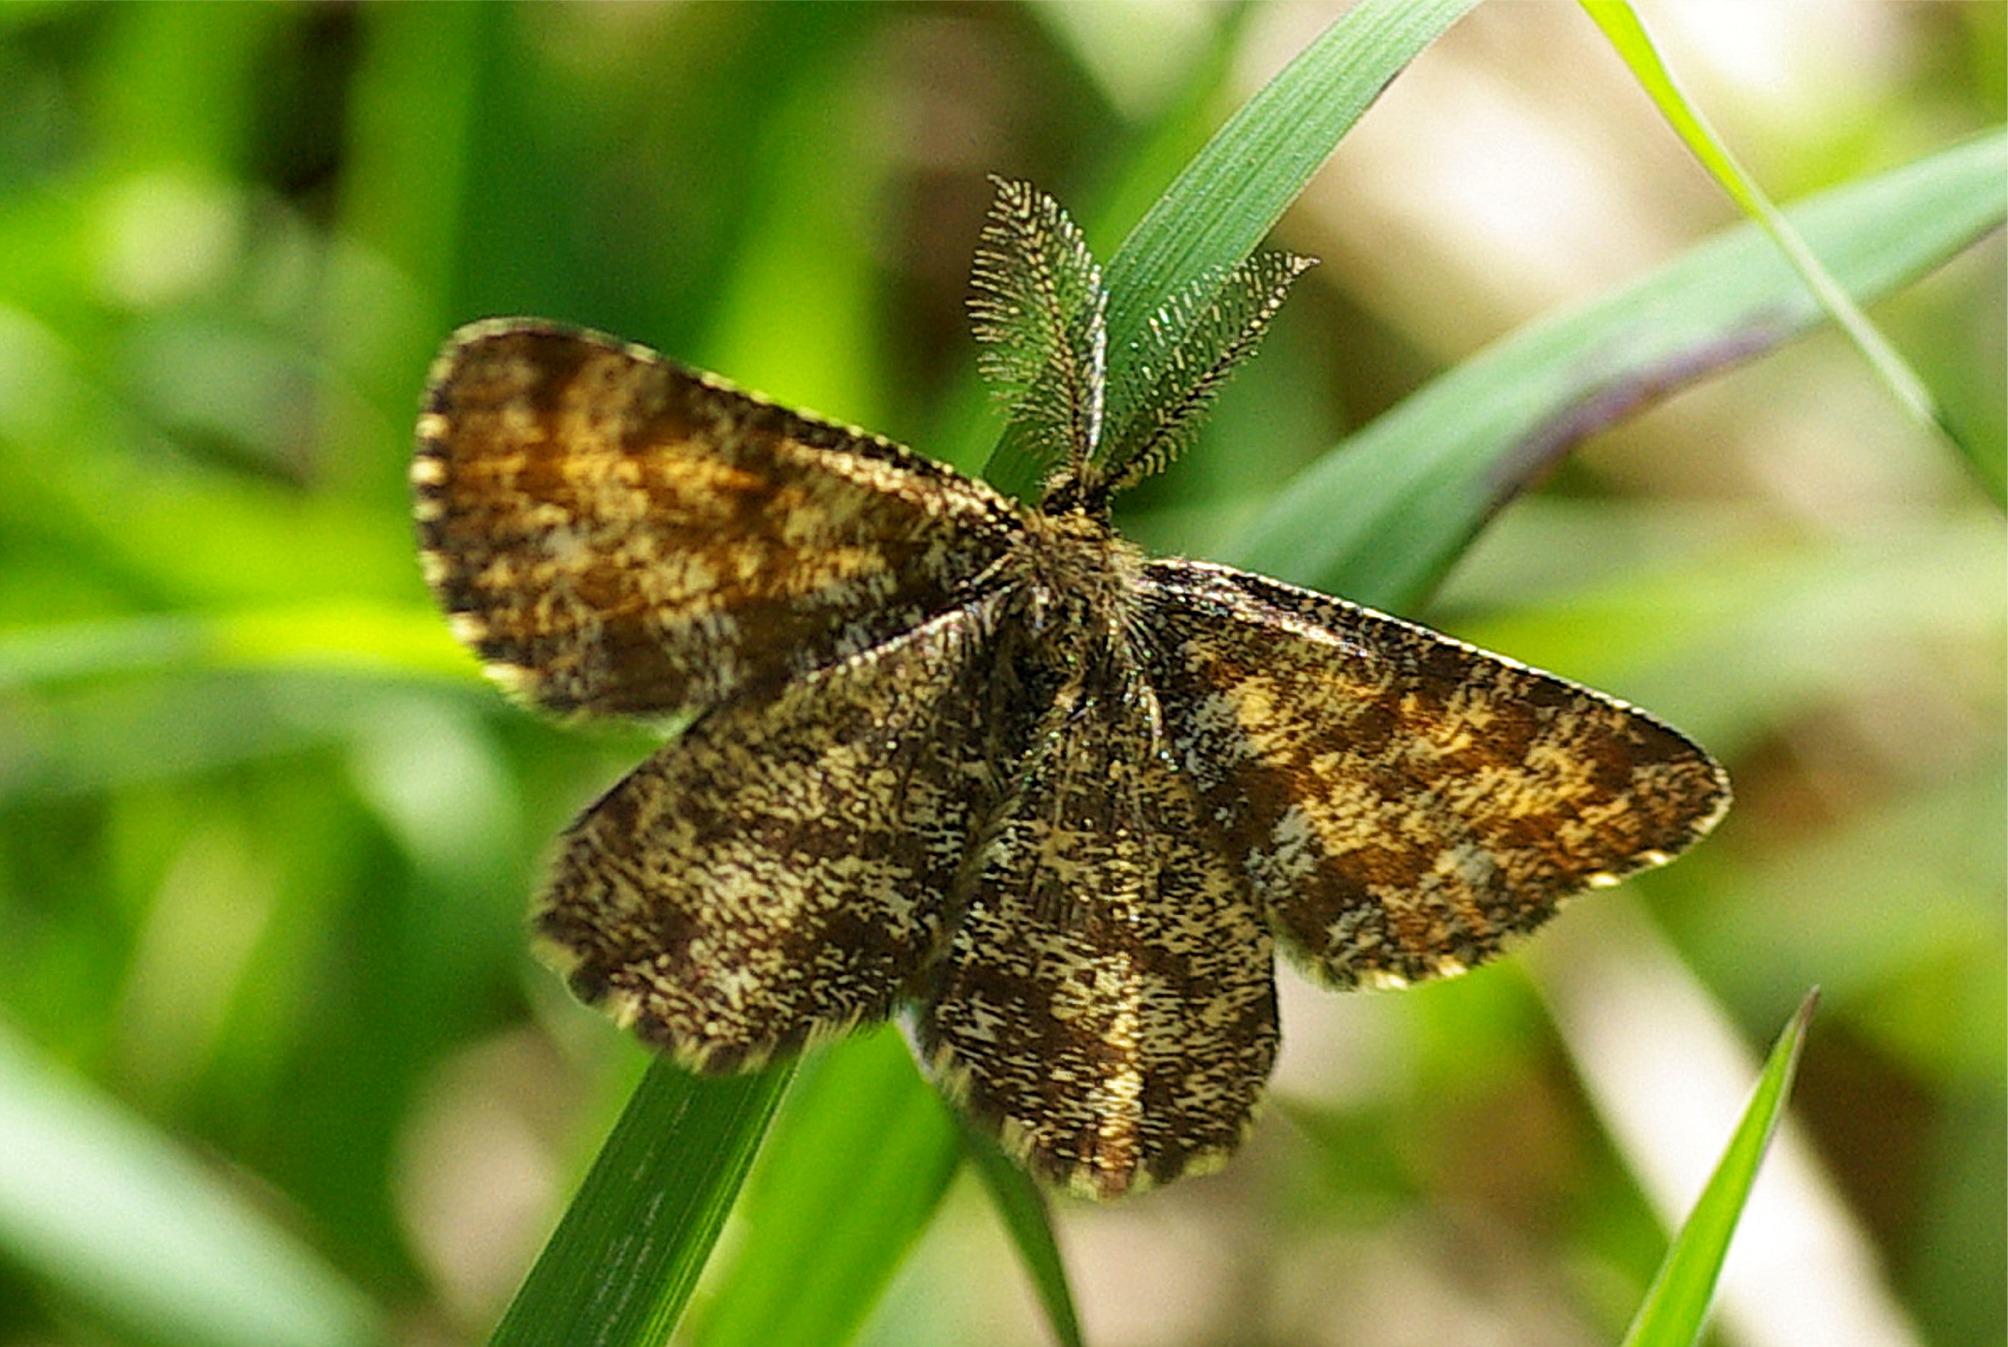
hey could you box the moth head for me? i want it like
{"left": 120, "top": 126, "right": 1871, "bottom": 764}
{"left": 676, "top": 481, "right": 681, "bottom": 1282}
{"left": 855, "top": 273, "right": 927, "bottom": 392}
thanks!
{"left": 1035, "top": 465, "right": 1096, "bottom": 518}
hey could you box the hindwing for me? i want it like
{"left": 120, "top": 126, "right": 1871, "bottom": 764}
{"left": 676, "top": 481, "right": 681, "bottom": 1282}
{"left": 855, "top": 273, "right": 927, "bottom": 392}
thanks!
{"left": 916, "top": 638, "right": 1278, "bottom": 1199}
{"left": 538, "top": 595, "right": 1014, "bottom": 1071}
{"left": 1139, "top": 560, "right": 1730, "bottom": 989}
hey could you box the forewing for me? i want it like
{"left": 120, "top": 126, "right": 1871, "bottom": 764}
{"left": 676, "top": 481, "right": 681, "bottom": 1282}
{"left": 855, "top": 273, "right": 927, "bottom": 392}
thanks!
{"left": 537, "top": 595, "right": 1012, "bottom": 1072}
{"left": 1140, "top": 560, "right": 1730, "bottom": 989}
{"left": 914, "top": 650, "right": 1278, "bottom": 1200}
{"left": 413, "top": 319, "right": 1022, "bottom": 718}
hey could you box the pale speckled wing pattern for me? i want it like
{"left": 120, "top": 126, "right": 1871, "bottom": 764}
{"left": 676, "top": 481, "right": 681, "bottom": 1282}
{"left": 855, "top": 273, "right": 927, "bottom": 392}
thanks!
{"left": 1138, "top": 559, "right": 1731, "bottom": 989}
{"left": 538, "top": 593, "right": 1015, "bottom": 1073}
{"left": 914, "top": 640, "right": 1279, "bottom": 1200}
{"left": 413, "top": 320, "right": 1022, "bottom": 719}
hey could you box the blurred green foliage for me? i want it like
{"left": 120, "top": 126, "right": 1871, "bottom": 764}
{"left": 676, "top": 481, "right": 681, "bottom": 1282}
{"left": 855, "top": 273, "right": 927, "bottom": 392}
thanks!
{"left": 0, "top": 5, "right": 1999, "bottom": 1347}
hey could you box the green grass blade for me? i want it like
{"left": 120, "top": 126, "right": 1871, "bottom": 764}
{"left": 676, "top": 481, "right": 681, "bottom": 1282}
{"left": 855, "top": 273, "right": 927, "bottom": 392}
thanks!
{"left": 1233, "top": 129, "right": 2008, "bottom": 612}
{"left": 962, "top": 1126, "right": 1085, "bottom": 1347}
{"left": 982, "top": 0, "right": 1481, "bottom": 499}
{"left": 683, "top": 1030, "right": 962, "bottom": 1347}
{"left": 0, "top": 1026, "right": 379, "bottom": 1347}
{"left": 1578, "top": 1, "right": 1985, "bottom": 500}
{"left": 488, "top": 1059, "right": 792, "bottom": 1347}
{"left": 1620, "top": 990, "right": 1820, "bottom": 1347}
{"left": 1098, "top": 0, "right": 1477, "bottom": 349}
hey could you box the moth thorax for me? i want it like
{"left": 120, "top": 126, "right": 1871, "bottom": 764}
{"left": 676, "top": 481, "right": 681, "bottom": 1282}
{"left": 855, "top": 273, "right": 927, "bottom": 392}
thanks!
{"left": 1016, "top": 507, "right": 1145, "bottom": 643}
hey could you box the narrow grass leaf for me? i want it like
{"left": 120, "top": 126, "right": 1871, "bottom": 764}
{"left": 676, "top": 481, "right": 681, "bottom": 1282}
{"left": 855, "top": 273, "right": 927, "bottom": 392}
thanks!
{"left": 963, "top": 1125, "right": 1086, "bottom": 1347}
{"left": 489, "top": 1058, "right": 792, "bottom": 1347}
{"left": 983, "top": 0, "right": 1481, "bottom": 498}
{"left": 683, "top": 1030, "right": 962, "bottom": 1347}
{"left": 1620, "top": 990, "right": 1820, "bottom": 1347}
{"left": 0, "top": 1026, "right": 378, "bottom": 1347}
{"left": 1578, "top": 1, "right": 1983, "bottom": 499}
{"left": 1233, "top": 130, "right": 2007, "bottom": 613}
{"left": 1098, "top": 0, "right": 1477, "bottom": 355}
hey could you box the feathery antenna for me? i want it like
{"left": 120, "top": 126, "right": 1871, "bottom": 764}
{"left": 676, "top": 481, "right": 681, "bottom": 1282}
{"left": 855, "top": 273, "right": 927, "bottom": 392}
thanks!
{"left": 968, "top": 178, "right": 1108, "bottom": 483}
{"left": 1100, "top": 251, "right": 1317, "bottom": 495}
{"left": 969, "top": 178, "right": 1315, "bottom": 511}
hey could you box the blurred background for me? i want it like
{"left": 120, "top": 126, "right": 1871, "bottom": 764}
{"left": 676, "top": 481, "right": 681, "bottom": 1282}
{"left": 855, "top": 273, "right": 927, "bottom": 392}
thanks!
{"left": 0, "top": 3, "right": 1999, "bottom": 1346}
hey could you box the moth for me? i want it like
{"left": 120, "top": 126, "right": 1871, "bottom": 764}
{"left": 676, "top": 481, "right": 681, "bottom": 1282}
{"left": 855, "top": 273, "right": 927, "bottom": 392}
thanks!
{"left": 412, "top": 180, "right": 1728, "bottom": 1199}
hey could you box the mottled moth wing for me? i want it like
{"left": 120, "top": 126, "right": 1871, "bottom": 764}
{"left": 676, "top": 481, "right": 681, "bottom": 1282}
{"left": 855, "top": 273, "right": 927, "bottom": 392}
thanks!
{"left": 915, "top": 638, "right": 1279, "bottom": 1200}
{"left": 413, "top": 319, "right": 1022, "bottom": 719}
{"left": 1140, "top": 560, "right": 1730, "bottom": 989}
{"left": 539, "top": 594, "right": 1018, "bottom": 1071}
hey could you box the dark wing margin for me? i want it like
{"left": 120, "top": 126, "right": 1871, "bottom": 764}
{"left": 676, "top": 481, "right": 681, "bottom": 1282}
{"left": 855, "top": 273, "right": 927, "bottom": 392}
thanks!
{"left": 913, "top": 646, "right": 1278, "bottom": 1200}
{"left": 1138, "top": 559, "right": 1730, "bottom": 990}
{"left": 537, "top": 594, "right": 1014, "bottom": 1072}
{"left": 413, "top": 319, "right": 1023, "bottom": 719}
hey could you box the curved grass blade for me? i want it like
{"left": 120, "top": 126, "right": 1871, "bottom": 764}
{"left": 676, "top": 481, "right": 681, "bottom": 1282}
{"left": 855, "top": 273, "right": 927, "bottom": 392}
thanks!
{"left": 982, "top": 0, "right": 1481, "bottom": 499}
{"left": 681, "top": 1030, "right": 962, "bottom": 1347}
{"left": 1097, "top": 0, "right": 1476, "bottom": 357}
{"left": 1233, "top": 129, "right": 2008, "bottom": 613}
{"left": 1578, "top": 1, "right": 1984, "bottom": 502}
{"left": 0, "top": 1026, "right": 379, "bottom": 1347}
{"left": 962, "top": 1123, "right": 1086, "bottom": 1347}
{"left": 1620, "top": 990, "right": 1820, "bottom": 1347}
{"left": 488, "top": 1059, "right": 792, "bottom": 1347}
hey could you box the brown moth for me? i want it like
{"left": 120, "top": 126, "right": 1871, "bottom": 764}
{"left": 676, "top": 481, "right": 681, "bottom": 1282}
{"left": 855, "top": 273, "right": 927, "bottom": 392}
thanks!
{"left": 411, "top": 180, "right": 1728, "bottom": 1198}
